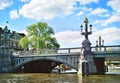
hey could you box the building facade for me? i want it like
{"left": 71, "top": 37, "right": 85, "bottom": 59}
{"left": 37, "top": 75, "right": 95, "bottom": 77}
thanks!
{"left": 0, "top": 22, "right": 25, "bottom": 72}
{"left": 0, "top": 24, "right": 25, "bottom": 50}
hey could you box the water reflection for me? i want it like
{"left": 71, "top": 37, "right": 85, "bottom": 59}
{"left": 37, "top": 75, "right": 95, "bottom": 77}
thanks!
{"left": 78, "top": 75, "right": 120, "bottom": 83}
{"left": 0, "top": 73, "right": 120, "bottom": 83}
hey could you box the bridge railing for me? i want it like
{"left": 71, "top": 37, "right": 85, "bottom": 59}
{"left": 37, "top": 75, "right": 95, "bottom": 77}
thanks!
{"left": 91, "top": 45, "right": 120, "bottom": 52}
{"left": 58, "top": 45, "right": 120, "bottom": 53}
{"left": 12, "top": 45, "right": 120, "bottom": 56}
{"left": 12, "top": 49, "right": 58, "bottom": 56}
{"left": 57, "top": 47, "right": 82, "bottom": 53}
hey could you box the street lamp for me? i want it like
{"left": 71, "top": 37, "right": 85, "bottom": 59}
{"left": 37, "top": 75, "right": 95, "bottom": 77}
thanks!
{"left": 45, "top": 41, "right": 48, "bottom": 54}
{"left": 3, "top": 21, "right": 9, "bottom": 48}
{"left": 80, "top": 18, "right": 92, "bottom": 40}
{"left": 96, "top": 36, "right": 104, "bottom": 47}
{"left": 36, "top": 28, "right": 40, "bottom": 54}
{"left": 96, "top": 36, "right": 104, "bottom": 51}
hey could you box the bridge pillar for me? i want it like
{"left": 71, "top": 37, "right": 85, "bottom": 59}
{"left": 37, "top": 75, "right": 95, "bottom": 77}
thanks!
{"left": 0, "top": 49, "right": 13, "bottom": 72}
{"left": 94, "top": 58, "right": 105, "bottom": 74}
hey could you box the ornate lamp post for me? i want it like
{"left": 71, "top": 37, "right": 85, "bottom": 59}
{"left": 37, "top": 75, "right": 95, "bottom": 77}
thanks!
{"left": 96, "top": 36, "right": 104, "bottom": 51}
{"left": 96, "top": 36, "right": 104, "bottom": 47}
{"left": 36, "top": 28, "right": 40, "bottom": 54}
{"left": 78, "top": 18, "right": 97, "bottom": 76}
{"left": 80, "top": 18, "right": 92, "bottom": 61}
{"left": 3, "top": 21, "right": 9, "bottom": 48}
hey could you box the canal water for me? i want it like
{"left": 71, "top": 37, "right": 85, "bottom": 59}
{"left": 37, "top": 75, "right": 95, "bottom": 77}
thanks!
{"left": 0, "top": 73, "right": 120, "bottom": 83}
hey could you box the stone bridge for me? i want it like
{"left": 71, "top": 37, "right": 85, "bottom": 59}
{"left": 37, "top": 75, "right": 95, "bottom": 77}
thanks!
{"left": 11, "top": 45, "right": 120, "bottom": 73}
{"left": 12, "top": 53, "right": 79, "bottom": 72}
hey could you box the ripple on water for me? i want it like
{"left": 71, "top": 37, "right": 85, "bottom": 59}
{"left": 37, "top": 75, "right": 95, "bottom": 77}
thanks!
{"left": 0, "top": 73, "right": 120, "bottom": 83}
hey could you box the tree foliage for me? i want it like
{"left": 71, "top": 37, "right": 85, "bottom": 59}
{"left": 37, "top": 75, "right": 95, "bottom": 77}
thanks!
{"left": 19, "top": 36, "right": 29, "bottom": 49}
{"left": 19, "top": 22, "right": 60, "bottom": 50}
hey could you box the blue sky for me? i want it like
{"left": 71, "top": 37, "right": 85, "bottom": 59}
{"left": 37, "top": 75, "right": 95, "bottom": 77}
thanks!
{"left": 0, "top": 0, "right": 120, "bottom": 48}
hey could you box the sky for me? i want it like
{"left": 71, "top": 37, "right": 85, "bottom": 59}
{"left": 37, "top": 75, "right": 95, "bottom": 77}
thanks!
{"left": 0, "top": 0, "right": 120, "bottom": 48}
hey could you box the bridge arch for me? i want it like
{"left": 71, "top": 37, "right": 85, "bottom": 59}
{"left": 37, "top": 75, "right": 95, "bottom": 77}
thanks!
{"left": 12, "top": 55, "right": 79, "bottom": 73}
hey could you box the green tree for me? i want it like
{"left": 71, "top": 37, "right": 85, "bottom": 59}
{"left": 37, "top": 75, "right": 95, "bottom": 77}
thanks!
{"left": 19, "top": 22, "right": 60, "bottom": 50}
{"left": 19, "top": 36, "right": 29, "bottom": 49}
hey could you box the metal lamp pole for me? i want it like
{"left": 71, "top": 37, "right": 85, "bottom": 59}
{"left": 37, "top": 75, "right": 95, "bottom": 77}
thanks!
{"left": 4, "top": 21, "right": 9, "bottom": 48}
{"left": 36, "top": 28, "right": 40, "bottom": 54}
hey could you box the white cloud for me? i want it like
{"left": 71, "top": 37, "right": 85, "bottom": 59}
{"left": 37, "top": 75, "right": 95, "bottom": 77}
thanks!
{"left": 78, "top": 0, "right": 98, "bottom": 5}
{"left": 93, "top": 14, "right": 120, "bottom": 27}
{"left": 0, "top": 25, "right": 3, "bottom": 28}
{"left": 76, "top": 11, "right": 84, "bottom": 17}
{"left": 101, "top": 14, "right": 120, "bottom": 26}
{"left": 101, "top": 0, "right": 120, "bottom": 26}
{"left": 93, "top": 20, "right": 104, "bottom": 25}
{"left": 18, "top": 0, "right": 99, "bottom": 20}
{"left": 19, "top": 0, "right": 30, "bottom": 2}
{"left": 19, "top": 0, "right": 76, "bottom": 20}
{"left": 76, "top": 7, "right": 92, "bottom": 17}
{"left": 92, "top": 1, "right": 120, "bottom": 26}
{"left": 55, "top": 30, "right": 82, "bottom": 42}
{"left": 107, "top": 0, "right": 120, "bottom": 13}
{"left": 20, "top": 29, "right": 27, "bottom": 35}
{"left": 91, "top": 27, "right": 120, "bottom": 44}
{"left": 90, "top": 7, "right": 109, "bottom": 17}
{"left": 10, "top": 10, "right": 19, "bottom": 19}
{"left": 54, "top": 30, "right": 83, "bottom": 47}
{"left": 54, "top": 27, "right": 120, "bottom": 47}
{"left": 81, "top": 7, "right": 92, "bottom": 12}
{"left": 0, "top": 0, "right": 12, "bottom": 10}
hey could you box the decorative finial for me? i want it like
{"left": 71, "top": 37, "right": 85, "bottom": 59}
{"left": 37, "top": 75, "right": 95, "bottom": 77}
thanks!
{"left": 4, "top": 21, "right": 9, "bottom": 31}
{"left": 99, "top": 36, "right": 101, "bottom": 40}
{"left": 84, "top": 18, "right": 88, "bottom": 23}
{"left": 6, "top": 21, "right": 8, "bottom": 24}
